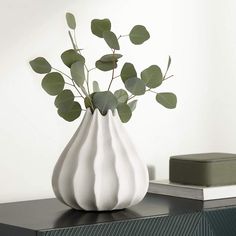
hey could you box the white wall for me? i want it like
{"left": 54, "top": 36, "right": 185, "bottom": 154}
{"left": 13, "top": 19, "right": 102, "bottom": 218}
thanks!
{"left": 0, "top": 0, "right": 235, "bottom": 203}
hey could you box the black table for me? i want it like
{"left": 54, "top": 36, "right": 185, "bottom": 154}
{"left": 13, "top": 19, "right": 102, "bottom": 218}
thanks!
{"left": 0, "top": 193, "right": 236, "bottom": 236}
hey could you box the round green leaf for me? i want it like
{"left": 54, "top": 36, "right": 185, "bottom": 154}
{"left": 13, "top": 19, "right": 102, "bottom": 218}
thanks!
{"left": 93, "top": 81, "right": 100, "bottom": 92}
{"left": 117, "top": 103, "right": 132, "bottom": 123}
{"left": 29, "top": 57, "right": 51, "bottom": 74}
{"left": 114, "top": 89, "right": 128, "bottom": 103}
{"left": 58, "top": 101, "right": 81, "bottom": 122}
{"left": 141, "top": 65, "right": 163, "bottom": 88}
{"left": 91, "top": 18, "right": 111, "bottom": 38}
{"left": 129, "top": 25, "right": 150, "bottom": 45}
{"left": 125, "top": 77, "right": 146, "bottom": 95}
{"left": 92, "top": 91, "right": 118, "bottom": 115}
{"left": 121, "top": 63, "right": 137, "bottom": 82}
{"left": 103, "top": 31, "right": 120, "bottom": 50}
{"left": 66, "top": 12, "right": 76, "bottom": 30}
{"left": 100, "top": 54, "right": 122, "bottom": 62}
{"left": 156, "top": 92, "right": 177, "bottom": 109}
{"left": 41, "top": 72, "right": 64, "bottom": 96}
{"left": 61, "top": 49, "right": 85, "bottom": 68}
{"left": 54, "top": 89, "right": 74, "bottom": 112}
{"left": 95, "top": 60, "right": 117, "bottom": 71}
{"left": 70, "top": 61, "right": 85, "bottom": 87}
{"left": 128, "top": 100, "right": 137, "bottom": 112}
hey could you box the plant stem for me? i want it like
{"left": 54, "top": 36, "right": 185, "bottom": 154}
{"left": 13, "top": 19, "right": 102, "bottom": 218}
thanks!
{"left": 163, "top": 75, "right": 174, "bottom": 81}
{"left": 68, "top": 31, "right": 76, "bottom": 51}
{"left": 52, "top": 67, "right": 72, "bottom": 81}
{"left": 113, "top": 74, "right": 120, "bottom": 79}
{"left": 118, "top": 34, "right": 129, "bottom": 40}
{"left": 52, "top": 67, "right": 85, "bottom": 98}
{"left": 73, "top": 30, "right": 81, "bottom": 54}
{"left": 148, "top": 89, "right": 157, "bottom": 94}
{"left": 127, "top": 95, "right": 136, "bottom": 101}
{"left": 86, "top": 70, "right": 90, "bottom": 95}
{"left": 70, "top": 29, "right": 91, "bottom": 95}
{"left": 89, "top": 67, "right": 96, "bottom": 72}
{"left": 65, "top": 82, "right": 74, "bottom": 86}
{"left": 107, "top": 49, "right": 116, "bottom": 91}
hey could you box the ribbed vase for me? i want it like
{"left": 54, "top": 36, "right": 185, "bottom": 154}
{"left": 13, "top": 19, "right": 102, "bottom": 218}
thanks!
{"left": 52, "top": 109, "right": 149, "bottom": 211}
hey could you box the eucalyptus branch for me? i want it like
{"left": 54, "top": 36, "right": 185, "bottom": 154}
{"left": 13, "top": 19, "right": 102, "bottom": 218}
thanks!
{"left": 147, "top": 89, "right": 157, "bottom": 94}
{"left": 86, "top": 70, "right": 91, "bottom": 95}
{"left": 65, "top": 82, "right": 74, "bottom": 86}
{"left": 52, "top": 67, "right": 73, "bottom": 81}
{"left": 163, "top": 75, "right": 174, "bottom": 81}
{"left": 70, "top": 29, "right": 91, "bottom": 95}
{"left": 73, "top": 30, "right": 81, "bottom": 54}
{"left": 68, "top": 31, "right": 76, "bottom": 51}
{"left": 107, "top": 49, "right": 116, "bottom": 91}
{"left": 89, "top": 67, "right": 96, "bottom": 72}
{"left": 113, "top": 74, "right": 120, "bottom": 79}
{"left": 127, "top": 95, "right": 136, "bottom": 101}
{"left": 29, "top": 12, "right": 177, "bottom": 123}
{"left": 52, "top": 67, "right": 85, "bottom": 98}
{"left": 118, "top": 34, "right": 129, "bottom": 40}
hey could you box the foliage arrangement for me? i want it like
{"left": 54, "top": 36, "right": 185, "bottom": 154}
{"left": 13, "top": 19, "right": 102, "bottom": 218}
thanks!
{"left": 29, "top": 13, "right": 177, "bottom": 123}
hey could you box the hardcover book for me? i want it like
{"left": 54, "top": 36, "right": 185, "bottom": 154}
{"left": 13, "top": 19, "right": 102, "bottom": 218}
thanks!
{"left": 148, "top": 180, "right": 236, "bottom": 200}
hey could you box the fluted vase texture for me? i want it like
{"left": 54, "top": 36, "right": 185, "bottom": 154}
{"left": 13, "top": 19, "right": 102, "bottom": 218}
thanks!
{"left": 52, "top": 109, "right": 149, "bottom": 211}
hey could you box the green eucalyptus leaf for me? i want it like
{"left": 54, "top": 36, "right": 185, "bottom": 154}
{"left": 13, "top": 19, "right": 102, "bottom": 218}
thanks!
{"left": 84, "top": 96, "right": 93, "bottom": 109}
{"left": 117, "top": 103, "right": 132, "bottom": 123}
{"left": 128, "top": 100, "right": 137, "bottom": 112}
{"left": 141, "top": 65, "right": 163, "bottom": 88}
{"left": 129, "top": 25, "right": 150, "bottom": 45}
{"left": 156, "top": 92, "right": 177, "bottom": 109}
{"left": 114, "top": 89, "right": 128, "bottom": 103}
{"left": 91, "top": 18, "right": 111, "bottom": 38}
{"left": 125, "top": 77, "right": 146, "bottom": 95}
{"left": 66, "top": 12, "right": 76, "bottom": 29}
{"left": 54, "top": 89, "right": 74, "bottom": 112}
{"left": 121, "top": 63, "right": 137, "bottom": 82}
{"left": 58, "top": 101, "right": 81, "bottom": 122}
{"left": 93, "top": 81, "right": 100, "bottom": 92}
{"left": 41, "top": 72, "right": 64, "bottom": 96}
{"left": 95, "top": 60, "right": 117, "bottom": 71}
{"left": 100, "top": 54, "right": 122, "bottom": 62}
{"left": 29, "top": 57, "right": 51, "bottom": 74}
{"left": 70, "top": 61, "right": 85, "bottom": 87}
{"left": 103, "top": 31, "right": 120, "bottom": 50}
{"left": 92, "top": 91, "right": 118, "bottom": 115}
{"left": 61, "top": 49, "right": 85, "bottom": 68}
{"left": 167, "top": 56, "right": 171, "bottom": 72}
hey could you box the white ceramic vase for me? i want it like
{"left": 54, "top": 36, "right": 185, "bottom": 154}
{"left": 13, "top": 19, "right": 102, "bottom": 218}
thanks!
{"left": 52, "top": 109, "right": 149, "bottom": 211}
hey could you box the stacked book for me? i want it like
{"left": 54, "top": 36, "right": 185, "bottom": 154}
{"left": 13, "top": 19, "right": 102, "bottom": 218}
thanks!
{"left": 148, "top": 179, "right": 236, "bottom": 200}
{"left": 149, "top": 153, "right": 236, "bottom": 200}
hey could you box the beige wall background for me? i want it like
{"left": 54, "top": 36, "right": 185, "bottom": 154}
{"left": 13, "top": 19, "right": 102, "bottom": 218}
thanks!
{"left": 0, "top": 0, "right": 236, "bottom": 203}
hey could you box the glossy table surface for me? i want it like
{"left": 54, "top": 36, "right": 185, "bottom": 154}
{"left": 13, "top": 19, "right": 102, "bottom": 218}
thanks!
{"left": 1, "top": 193, "right": 236, "bottom": 231}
